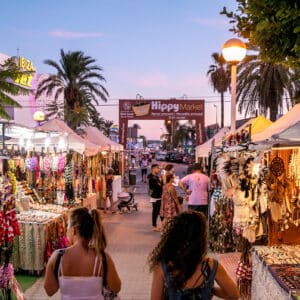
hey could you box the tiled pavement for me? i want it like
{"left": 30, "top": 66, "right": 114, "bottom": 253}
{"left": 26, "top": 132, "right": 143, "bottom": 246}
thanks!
{"left": 24, "top": 181, "right": 225, "bottom": 300}
{"left": 24, "top": 183, "right": 161, "bottom": 300}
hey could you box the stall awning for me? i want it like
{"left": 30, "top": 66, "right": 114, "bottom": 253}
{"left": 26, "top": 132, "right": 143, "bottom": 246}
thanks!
{"left": 83, "top": 127, "right": 123, "bottom": 151}
{"left": 196, "top": 127, "right": 230, "bottom": 158}
{"left": 195, "top": 116, "right": 272, "bottom": 158}
{"left": 36, "top": 119, "right": 100, "bottom": 156}
{"left": 252, "top": 104, "right": 300, "bottom": 143}
{"left": 272, "top": 121, "right": 300, "bottom": 142}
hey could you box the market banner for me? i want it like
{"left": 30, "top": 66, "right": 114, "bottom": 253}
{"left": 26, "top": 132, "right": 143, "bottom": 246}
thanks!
{"left": 119, "top": 99, "right": 205, "bottom": 148}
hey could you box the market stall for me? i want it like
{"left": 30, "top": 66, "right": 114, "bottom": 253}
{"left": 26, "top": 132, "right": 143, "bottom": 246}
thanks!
{"left": 196, "top": 115, "right": 272, "bottom": 161}
{"left": 82, "top": 127, "right": 124, "bottom": 207}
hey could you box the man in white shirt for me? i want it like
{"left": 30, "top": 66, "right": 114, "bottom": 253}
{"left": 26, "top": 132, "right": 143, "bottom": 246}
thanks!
{"left": 179, "top": 163, "right": 210, "bottom": 217}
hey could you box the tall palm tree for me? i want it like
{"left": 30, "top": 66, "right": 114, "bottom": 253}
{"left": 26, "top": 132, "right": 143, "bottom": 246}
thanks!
{"left": 0, "top": 58, "right": 30, "bottom": 119}
{"left": 237, "top": 55, "right": 300, "bottom": 121}
{"left": 36, "top": 49, "right": 108, "bottom": 129}
{"left": 102, "top": 120, "right": 113, "bottom": 137}
{"left": 207, "top": 52, "right": 231, "bottom": 128}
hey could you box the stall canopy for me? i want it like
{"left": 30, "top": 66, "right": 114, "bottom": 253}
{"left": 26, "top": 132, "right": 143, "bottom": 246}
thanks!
{"left": 272, "top": 121, "right": 300, "bottom": 141}
{"left": 196, "top": 116, "right": 272, "bottom": 158}
{"left": 36, "top": 119, "right": 100, "bottom": 156}
{"left": 252, "top": 104, "right": 300, "bottom": 143}
{"left": 238, "top": 115, "right": 272, "bottom": 135}
{"left": 83, "top": 127, "right": 123, "bottom": 151}
{"left": 196, "top": 127, "right": 230, "bottom": 158}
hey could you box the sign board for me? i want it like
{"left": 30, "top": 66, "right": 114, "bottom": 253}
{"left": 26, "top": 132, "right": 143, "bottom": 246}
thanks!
{"left": 14, "top": 57, "right": 35, "bottom": 88}
{"left": 119, "top": 99, "right": 205, "bottom": 148}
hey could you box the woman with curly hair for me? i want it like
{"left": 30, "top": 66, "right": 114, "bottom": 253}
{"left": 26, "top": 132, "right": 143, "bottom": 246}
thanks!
{"left": 148, "top": 211, "right": 240, "bottom": 300}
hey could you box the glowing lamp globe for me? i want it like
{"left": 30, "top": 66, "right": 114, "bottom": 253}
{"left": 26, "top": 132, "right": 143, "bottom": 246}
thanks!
{"left": 33, "top": 111, "right": 45, "bottom": 122}
{"left": 222, "top": 38, "right": 246, "bottom": 63}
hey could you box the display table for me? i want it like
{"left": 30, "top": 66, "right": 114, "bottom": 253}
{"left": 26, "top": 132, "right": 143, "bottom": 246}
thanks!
{"left": 252, "top": 246, "right": 300, "bottom": 300}
{"left": 13, "top": 211, "right": 67, "bottom": 272}
{"left": 83, "top": 193, "right": 97, "bottom": 209}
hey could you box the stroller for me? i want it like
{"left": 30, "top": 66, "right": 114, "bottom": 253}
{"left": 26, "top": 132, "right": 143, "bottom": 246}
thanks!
{"left": 117, "top": 188, "right": 138, "bottom": 213}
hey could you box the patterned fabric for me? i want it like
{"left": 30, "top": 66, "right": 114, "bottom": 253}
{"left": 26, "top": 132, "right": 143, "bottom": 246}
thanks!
{"left": 160, "top": 184, "right": 178, "bottom": 219}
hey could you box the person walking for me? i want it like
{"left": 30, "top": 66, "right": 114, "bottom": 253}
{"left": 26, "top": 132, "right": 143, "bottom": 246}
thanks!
{"left": 160, "top": 174, "right": 182, "bottom": 228}
{"left": 149, "top": 211, "right": 240, "bottom": 300}
{"left": 44, "top": 207, "right": 121, "bottom": 299}
{"left": 104, "top": 169, "right": 116, "bottom": 214}
{"left": 147, "top": 164, "right": 163, "bottom": 232}
{"left": 179, "top": 163, "right": 210, "bottom": 217}
{"left": 140, "top": 156, "right": 149, "bottom": 183}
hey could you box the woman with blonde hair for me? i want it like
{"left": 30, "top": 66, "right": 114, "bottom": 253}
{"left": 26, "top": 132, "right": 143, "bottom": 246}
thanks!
{"left": 44, "top": 207, "right": 121, "bottom": 299}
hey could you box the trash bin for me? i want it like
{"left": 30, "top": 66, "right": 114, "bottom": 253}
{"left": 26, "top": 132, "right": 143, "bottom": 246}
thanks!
{"left": 129, "top": 169, "right": 137, "bottom": 185}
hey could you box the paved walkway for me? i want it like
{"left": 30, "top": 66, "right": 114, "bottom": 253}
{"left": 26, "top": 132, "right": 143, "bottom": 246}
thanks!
{"left": 24, "top": 183, "right": 161, "bottom": 299}
{"left": 24, "top": 175, "right": 226, "bottom": 299}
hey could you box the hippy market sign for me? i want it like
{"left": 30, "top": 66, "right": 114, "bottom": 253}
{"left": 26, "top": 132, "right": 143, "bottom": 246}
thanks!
{"left": 119, "top": 99, "right": 205, "bottom": 148}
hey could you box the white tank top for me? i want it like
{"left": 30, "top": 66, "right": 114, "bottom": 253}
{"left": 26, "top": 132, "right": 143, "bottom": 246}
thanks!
{"left": 58, "top": 254, "right": 104, "bottom": 300}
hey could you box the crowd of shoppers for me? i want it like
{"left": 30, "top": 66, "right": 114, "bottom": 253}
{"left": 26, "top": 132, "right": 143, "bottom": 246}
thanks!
{"left": 43, "top": 162, "right": 238, "bottom": 299}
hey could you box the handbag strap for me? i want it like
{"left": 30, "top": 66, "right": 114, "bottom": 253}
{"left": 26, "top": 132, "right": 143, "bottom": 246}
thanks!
{"left": 101, "top": 250, "right": 108, "bottom": 286}
{"left": 54, "top": 249, "right": 65, "bottom": 280}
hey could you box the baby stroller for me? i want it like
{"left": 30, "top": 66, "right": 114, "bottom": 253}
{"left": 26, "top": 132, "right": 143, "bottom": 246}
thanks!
{"left": 117, "top": 188, "right": 138, "bottom": 213}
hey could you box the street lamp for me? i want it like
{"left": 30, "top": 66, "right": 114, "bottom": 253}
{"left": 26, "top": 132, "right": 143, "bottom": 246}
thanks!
{"left": 222, "top": 38, "right": 246, "bottom": 133}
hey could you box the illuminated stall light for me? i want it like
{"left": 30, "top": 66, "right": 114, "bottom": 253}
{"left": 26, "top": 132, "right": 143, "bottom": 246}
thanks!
{"left": 58, "top": 137, "right": 65, "bottom": 150}
{"left": 19, "top": 138, "right": 24, "bottom": 147}
{"left": 45, "top": 136, "right": 51, "bottom": 148}
{"left": 26, "top": 139, "right": 32, "bottom": 150}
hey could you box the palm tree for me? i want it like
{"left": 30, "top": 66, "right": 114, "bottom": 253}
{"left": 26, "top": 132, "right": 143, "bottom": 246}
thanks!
{"left": 237, "top": 55, "right": 300, "bottom": 121}
{"left": 45, "top": 100, "right": 64, "bottom": 120}
{"left": 36, "top": 49, "right": 108, "bottom": 129}
{"left": 0, "top": 58, "right": 31, "bottom": 119}
{"left": 174, "top": 123, "right": 196, "bottom": 148}
{"left": 102, "top": 120, "right": 113, "bottom": 137}
{"left": 207, "top": 52, "right": 231, "bottom": 128}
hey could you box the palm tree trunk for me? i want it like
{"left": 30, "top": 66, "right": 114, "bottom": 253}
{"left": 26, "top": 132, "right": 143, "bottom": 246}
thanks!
{"left": 220, "top": 92, "right": 224, "bottom": 128}
{"left": 269, "top": 91, "right": 278, "bottom": 121}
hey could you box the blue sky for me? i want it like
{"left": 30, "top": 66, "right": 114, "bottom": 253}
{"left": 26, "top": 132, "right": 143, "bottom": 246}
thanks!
{"left": 1, "top": 0, "right": 239, "bottom": 139}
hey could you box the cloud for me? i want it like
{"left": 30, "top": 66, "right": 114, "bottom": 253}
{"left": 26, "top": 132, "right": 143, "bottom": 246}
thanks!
{"left": 49, "top": 30, "right": 104, "bottom": 38}
{"left": 135, "top": 73, "right": 169, "bottom": 88}
{"left": 191, "top": 18, "right": 228, "bottom": 27}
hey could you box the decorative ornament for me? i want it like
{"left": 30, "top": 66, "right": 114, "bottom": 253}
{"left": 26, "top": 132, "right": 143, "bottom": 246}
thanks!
{"left": 270, "top": 156, "right": 285, "bottom": 177}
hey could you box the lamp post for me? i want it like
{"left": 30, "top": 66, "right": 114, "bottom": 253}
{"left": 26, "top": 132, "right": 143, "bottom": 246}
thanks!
{"left": 222, "top": 38, "right": 246, "bottom": 133}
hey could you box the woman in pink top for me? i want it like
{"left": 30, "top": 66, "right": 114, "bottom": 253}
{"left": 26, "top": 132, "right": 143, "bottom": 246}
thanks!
{"left": 44, "top": 207, "right": 121, "bottom": 299}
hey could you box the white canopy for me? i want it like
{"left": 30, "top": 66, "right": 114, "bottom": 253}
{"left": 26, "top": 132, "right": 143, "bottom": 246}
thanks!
{"left": 272, "top": 121, "right": 300, "bottom": 142}
{"left": 83, "top": 127, "right": 123, "bottom": 151}
{"left": 36, "top": 119, "right": 100, "bottom": 156}
{"left": 252, "top": 104, "right": 300, "bottom": 143}
{"left": 196, "top": 127, "right": 230, "bottom": 158}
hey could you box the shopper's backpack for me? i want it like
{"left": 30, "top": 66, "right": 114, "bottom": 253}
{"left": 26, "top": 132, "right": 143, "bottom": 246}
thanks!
{"left": 162, "top": 259, "right": 218, "bottom": 300}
